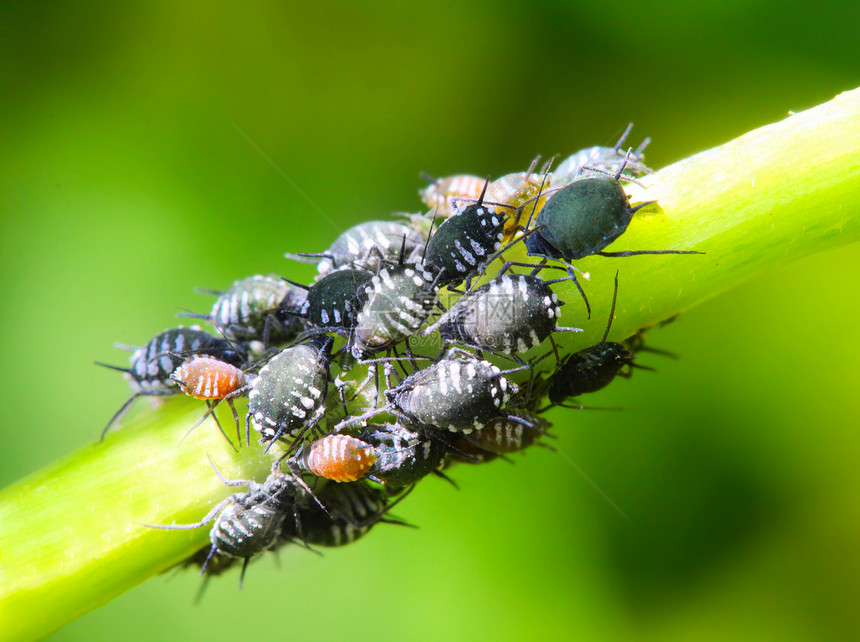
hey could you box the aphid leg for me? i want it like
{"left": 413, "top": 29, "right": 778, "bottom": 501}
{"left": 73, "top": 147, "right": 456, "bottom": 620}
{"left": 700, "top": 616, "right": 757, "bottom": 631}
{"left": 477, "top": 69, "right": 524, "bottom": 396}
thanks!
{"left": 431, "top": 468, "right": 459, "bottom": 489}
{"left": 100, "top": 389, "right": 178, "bottom": 441}
{"left": 143, "top": 496, "right": 234, "bottom": 531}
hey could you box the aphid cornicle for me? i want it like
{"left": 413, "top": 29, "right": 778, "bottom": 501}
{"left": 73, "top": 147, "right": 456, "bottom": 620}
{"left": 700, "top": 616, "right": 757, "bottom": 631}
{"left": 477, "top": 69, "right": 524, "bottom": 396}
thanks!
{"left": 187, "top": 275, "right": 308, "bottom": 347}
{"left": 97, "top": 327, "right": 249, "bottom": 439}
{"left": 362, "top": 424, "right": 447, "bottom": 489}
{"left": 426, "top": 272, "right": 581, "bottom": 359}
{"left": 170, "top": 356, "right": 249, "bottom": 444}
{"left": 147, "top": 470, "right": 305, "bottom": 586}
{"left": 350, "top": 262, "right": 439, "bottom": 360}
{"left": 384, "top": 354, "right": 519, "bottom": 433}
{"left": 286, "top": 268, "right": 373, "bottom": 336}
{"left": 289, "top": 434, "right": 379, "bottom": 483}
{"left": 247, "top": 334, "right": 334, "bottom": 449}
{"left": 286, "top": 221, "right": 425, "bottom": 275}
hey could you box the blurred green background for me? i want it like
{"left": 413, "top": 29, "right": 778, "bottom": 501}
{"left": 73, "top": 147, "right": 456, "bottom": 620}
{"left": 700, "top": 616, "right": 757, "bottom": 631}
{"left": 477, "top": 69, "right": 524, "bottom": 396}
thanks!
{"left": 2, "top": 1, "right": 859, "bottom": 640}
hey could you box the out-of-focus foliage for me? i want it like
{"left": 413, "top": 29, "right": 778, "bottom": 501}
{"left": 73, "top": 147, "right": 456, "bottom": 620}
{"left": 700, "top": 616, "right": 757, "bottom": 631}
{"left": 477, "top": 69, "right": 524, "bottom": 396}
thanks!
{"left": 0, "top": 1, "right": 858, "bottom": 640}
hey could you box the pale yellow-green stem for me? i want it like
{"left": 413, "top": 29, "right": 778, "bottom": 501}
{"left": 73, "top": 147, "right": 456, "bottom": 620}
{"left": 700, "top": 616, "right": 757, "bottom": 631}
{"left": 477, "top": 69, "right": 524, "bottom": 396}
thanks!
{"left": 0, "top": 88, "right": 858, "bottom": 642}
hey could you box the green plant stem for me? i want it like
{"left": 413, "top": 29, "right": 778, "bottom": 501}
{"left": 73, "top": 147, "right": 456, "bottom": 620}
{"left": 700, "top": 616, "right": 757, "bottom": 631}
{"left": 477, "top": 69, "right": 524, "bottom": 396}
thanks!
{"left": 1, "top": 88, "right": 858, "bottom": 641}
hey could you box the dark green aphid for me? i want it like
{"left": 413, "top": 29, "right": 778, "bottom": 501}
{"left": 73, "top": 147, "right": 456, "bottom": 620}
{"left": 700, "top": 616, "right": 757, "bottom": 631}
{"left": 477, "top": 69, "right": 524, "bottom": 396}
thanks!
{"left": 183, "top": 275, "right": 307, "bottom": 347}
{"left": 97, "top": 326, "right": 249, "bottom": 439}
{"left": 361, "top": 424, "right": 447, "bottom": 490}
{"left": 350, "top": 262, "right": 439, "bottom": 360}
{"left": 246, "top": 335, "right": 334, "bottom": 449}
{"left": 285, "top": 268, "right": 373, "bottom": 336}
{"left": 285, "top": 221, "right": 425, "bottom": 275}
{"left": 286, "top": 481, "right": 412, "bottom": 547}
{"left": 425, "top": 272, "right": 581, "bottom": 361}
{"left": 147, "top": 469, "right": 308, "bottom": 587}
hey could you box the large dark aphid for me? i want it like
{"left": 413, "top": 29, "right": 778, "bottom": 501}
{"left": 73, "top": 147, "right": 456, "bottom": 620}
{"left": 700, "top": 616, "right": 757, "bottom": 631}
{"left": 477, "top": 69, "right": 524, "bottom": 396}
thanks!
{"left": 428, "top": 273, "right": 581, "bottom": 358}
{"left": 289, "top": 434, "right": 379, "bottom": 483}
{"left": 526, "top": 163, "right": 701, "bottom": 262}
{"left": 97, "top": 327, "right": 249, "bottom": 439}
{"left": 247, "top": 335, "right": 334, "bottom": 448}
{"left": 286, "top": 481, "right": 407, "bottom": 548}
{"left": 548, "top": 274, "right": 640, "bottom": 406}
{"left": 287, "top": 268, "right": 373, "bottom": 336}
{"left": 384, "top": 354, "right": 519, "bottom": 433}
{"left": 350, "top": 262, "right": 439, "bottom": 359}
{"left": 286, "top": 221, "right": 425, "bottom": 275}
{"left": 362, "top": 424, "right": 447, "bottom": 490}
{"left": 186, "top": 275, "right": 308, "bottom": 347}
{"left": 147, "top": 469, "right": 305, "bottom": 586}
{"left": 423, "top": 182, "right": 511, "bottom": 286}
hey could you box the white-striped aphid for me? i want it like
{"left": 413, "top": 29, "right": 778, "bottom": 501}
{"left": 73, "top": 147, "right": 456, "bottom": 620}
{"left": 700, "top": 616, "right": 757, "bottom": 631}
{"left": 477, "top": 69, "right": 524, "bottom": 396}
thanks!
{"left": 183, "top": 275, "right": 308, "bottom": 348}
{"left": 424, "top": 271, "right": 582, "bottom": 364}
{"left": 285, "top": 221, "right": 425, "bottom": 275}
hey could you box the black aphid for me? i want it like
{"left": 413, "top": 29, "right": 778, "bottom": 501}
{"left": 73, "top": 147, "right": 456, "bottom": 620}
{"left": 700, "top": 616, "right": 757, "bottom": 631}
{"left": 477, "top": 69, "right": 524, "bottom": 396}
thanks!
{"left": 285, "top": 268, "right": 373, "bottom": 336}
{"left": 361, "top": 424, "right": 448, "bottom": 490}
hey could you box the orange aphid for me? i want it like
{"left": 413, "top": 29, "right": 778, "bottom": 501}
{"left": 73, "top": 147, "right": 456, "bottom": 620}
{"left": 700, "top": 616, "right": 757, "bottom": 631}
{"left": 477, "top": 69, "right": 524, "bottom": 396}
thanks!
{"left": 295, "top": 435, "right": 378, "bottom": 483}
{"left": 171, "top": 356, "right": 246, "bottom": 400}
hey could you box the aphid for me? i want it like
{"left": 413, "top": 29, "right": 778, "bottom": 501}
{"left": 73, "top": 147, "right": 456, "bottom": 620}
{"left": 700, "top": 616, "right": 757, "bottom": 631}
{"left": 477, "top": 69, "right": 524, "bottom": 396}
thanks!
{"left": 419, "top": 173, "right": 486, "bottom": 217}
{"left": 362, "top": 424, "right": 447, "bottom": 490}
{"left": 443, "top": 434, "right": 500, "bottom": 465}
{"left": 147, "top": 469, "right": 305, "bottom": 586}
{"left": 423, "top": 182, "right": 511, "bottom": 286}
{"left": 97, "top": 327, "right": 248, "bottom": 439}
{"left": 350, "top": 262, "right": 439, "bottom": 360}
{"left": 289, "top": 434, "right": 379, "bottom": 483}
{"left": 547, "top": 273, "right": 643, "bottom": 406}
{"left": 425, "top": 272, "right": 581, "bottom": 361}
{"left": 551, "top": 124, "right": 651, "bottom": 189}
{"left": 286, "top": 268, "right": 373, "bottom": 336}
{"left": 286, "top": 481, "right": 410, "bottom": 548}
{"left": 526, "top": 160, "right": 702, "bottom": 263}
{"left": 247, "top": 335, "right": 334, "bottom": 449}
{"left": 465, "top": 412, "right": 549, "bottom": 454}
{"left": 383, "top": 353, "right": 520, "bottom": 434}
{"left": 170, "top": 355, "right": 249, "bottom": 444}
{"left": 286, "top": 221, "right": 425, "bottom": 275}
{"left": 186, "top": 275, "right": 307, "bottom": 347}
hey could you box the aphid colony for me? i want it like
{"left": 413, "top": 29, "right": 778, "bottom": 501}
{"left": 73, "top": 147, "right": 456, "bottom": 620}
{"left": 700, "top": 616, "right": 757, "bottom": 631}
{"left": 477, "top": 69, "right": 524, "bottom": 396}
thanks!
{"left": 98, "top": 126, "right": 700, "bottom": 588}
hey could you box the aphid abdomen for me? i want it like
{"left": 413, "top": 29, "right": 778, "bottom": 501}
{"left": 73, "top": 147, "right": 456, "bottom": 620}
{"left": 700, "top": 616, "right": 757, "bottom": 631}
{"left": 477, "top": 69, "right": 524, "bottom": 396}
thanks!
{"left": 302, "top": 268, "right": 373, "bottom": 333}
{"left": 209, "top": 275, "right": 306, "bottom": 344}
{"left": 466, "top": 414, "right": 545, "bottom": 454}
{"left": 211, "top": 500, "right": 284, "bottom": 559}
{"left": 293, "top": 482, "right": 389, "bottom": 547}
{"left": 438, "top": 274, "right": 563, "bottom": 354}
{"left": 294, "top": 435, "right": 378, "bottom": 483}
{"left": 351, "top": 264, "right": 438, "bottom": 358}
{"left": 549, "top": 343, "right": 633, "bottom": 403}
{"left": 248, "top": 336, "right": 333, "bottom": 445}
{"left": 388, "top": 357, "right": 516, "bottom": 433}
{"left": 364, "top": 425, "right": 446, "bottom": 489}
{"left": 173, "top": 356, "right": 246, "bottom": 400}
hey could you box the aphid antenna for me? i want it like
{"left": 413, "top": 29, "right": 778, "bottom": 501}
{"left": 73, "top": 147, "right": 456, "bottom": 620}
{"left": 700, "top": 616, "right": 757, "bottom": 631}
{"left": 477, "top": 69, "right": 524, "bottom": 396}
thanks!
{"left": 275, "top": 466, "right": 331, "bottom": 517}
{"left": 193, "top": 287, "right": 226, "bottom": 296}
{"left": 474, "top": 225, "right": 546, "bottom": 280}
{"left": 175, "top": 309, "right": 209, "bottom": 321}
{"left": 419, "top": 170, "right": 437, "bottom": 183}
{"left": 636, "top": 345, "right": 680, "bottom": 359}
{"left": 112, "top": 342, "right": 142, "bottom": 352}
{"left": 611, "top": 122, "right": 635, "bottom": 151}
{"left": 432, "top": 468, "right": 459, "bottom": 489}
{"left": 177, "top": 400, "right": 240, "bottom": 453}
{"left": 94, "top": 361, "right": 130, "bottom": 374}
{"left": 283, "top": 251, "right": 332, "bottom": 264}
{"left": 279, "top": 276, "right": 311, "bottom": 291}
{"left": 419, "top": 205, "right": 441, "bottom": 265}
{"left": 334, "top": 404, "right": 391, "bottom": 432}
{"left": 524, "top": 154, "right": 541, "bottom": 181}
{"left": 599, "top": 271, "right": 621, "bottom": 345}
